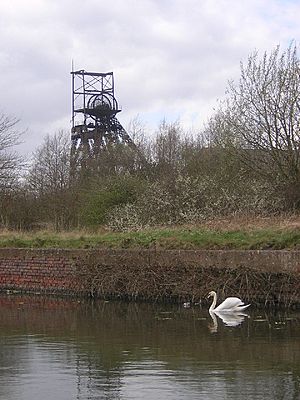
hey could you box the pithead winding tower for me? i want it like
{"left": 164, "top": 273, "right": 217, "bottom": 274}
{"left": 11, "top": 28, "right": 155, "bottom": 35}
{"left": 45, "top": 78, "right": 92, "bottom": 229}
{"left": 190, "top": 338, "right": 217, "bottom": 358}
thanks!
{"left": 71, "top": 69, "right": 136, "bottom": 171}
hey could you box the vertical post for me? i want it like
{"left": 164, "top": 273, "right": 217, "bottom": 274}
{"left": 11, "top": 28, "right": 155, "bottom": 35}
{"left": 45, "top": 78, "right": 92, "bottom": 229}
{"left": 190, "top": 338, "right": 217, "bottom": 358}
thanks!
{"left": 71, "top": 62, "right": 75, "bottom": 130}
{"left": 82, "top": 71, "right": 86, "bottom": 126}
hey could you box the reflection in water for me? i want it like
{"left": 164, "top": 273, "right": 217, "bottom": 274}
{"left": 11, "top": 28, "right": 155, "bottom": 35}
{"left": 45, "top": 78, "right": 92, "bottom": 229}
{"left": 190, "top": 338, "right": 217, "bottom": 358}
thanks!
{"left": 0, "top": 294, "right": 299, "bottom": 400}
{"left": 209, "top": 310, "right": 249, "bottom": 332}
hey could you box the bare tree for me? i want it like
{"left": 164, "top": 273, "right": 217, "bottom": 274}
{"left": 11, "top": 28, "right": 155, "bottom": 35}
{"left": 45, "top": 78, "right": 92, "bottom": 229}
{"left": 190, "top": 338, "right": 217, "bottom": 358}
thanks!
{"left": 152, "top": 120, "right": 183, "bottom": 167}
{"left": 127, "top": 115, "right": 152, "bottom": 167}
{"left": 27, "top": 130, "right": 70, "bottom": 195}
{"left": 0, "top": 113, "right": 23, "bottom": 188}
{"left": 209, "top": 43, "right": 300, "bottom": 207}
{"left": 27, "top": 130, "right": 74, "bottom": 230}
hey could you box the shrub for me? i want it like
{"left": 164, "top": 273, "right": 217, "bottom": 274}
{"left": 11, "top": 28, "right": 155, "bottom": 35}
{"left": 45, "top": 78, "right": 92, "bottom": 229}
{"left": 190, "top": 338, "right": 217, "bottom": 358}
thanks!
{"left": 107, "top": 174, "right": 285, "bottom": 231}
{"left": 79, "top": 175, "right": 146, "bottom": 228}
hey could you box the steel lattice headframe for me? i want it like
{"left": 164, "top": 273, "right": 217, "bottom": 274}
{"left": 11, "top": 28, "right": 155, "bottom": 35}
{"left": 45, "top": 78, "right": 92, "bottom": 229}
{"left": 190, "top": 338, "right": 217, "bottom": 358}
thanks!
{"left": 70, "top": 69, "right": 138, "bottom": 170}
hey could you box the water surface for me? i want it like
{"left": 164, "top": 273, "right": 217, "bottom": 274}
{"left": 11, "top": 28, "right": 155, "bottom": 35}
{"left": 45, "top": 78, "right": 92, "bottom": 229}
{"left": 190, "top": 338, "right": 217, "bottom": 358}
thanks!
{"left": 0, "top": 294, "right": 299, "bottom": 399}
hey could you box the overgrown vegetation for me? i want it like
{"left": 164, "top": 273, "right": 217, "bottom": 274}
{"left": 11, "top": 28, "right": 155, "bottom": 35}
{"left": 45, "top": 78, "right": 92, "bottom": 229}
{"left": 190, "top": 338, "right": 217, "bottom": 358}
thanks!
{"left": 0, "top": 216, "right": 300, "bottom": 249}
{"left": 1, "top": 43, "right": 300, "bottom": 238}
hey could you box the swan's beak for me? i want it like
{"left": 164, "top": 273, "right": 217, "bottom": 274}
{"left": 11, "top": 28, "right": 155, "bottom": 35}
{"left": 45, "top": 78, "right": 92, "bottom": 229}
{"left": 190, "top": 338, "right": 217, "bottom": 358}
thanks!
{"left": 207, "top": 292, "right": 212, "bottom": 298}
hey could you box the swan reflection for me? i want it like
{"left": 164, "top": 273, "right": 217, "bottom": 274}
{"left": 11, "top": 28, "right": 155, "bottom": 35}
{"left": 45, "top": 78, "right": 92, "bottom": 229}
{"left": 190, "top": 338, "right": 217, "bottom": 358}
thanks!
{"left": 208, "top": 310, "right": 249, "bottom": 332}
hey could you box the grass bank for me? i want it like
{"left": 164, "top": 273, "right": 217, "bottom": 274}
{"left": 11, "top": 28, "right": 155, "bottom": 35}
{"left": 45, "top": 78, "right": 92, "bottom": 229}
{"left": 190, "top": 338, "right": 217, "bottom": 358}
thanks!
{"left": 1, "top": 216, "right": 300, "bottom": 250}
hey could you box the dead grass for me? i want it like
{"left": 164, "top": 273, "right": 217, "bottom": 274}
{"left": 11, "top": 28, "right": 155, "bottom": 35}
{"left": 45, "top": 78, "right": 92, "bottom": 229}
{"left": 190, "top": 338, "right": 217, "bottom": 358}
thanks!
{"left": 189, "top": 214, "right": 300, "bottom": 231}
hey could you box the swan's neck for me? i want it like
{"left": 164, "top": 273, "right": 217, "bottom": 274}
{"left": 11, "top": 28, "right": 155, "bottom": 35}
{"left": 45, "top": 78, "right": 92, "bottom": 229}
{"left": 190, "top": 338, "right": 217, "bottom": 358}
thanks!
{"left": 209, "top": 292, "right": 217, "bottom": 311}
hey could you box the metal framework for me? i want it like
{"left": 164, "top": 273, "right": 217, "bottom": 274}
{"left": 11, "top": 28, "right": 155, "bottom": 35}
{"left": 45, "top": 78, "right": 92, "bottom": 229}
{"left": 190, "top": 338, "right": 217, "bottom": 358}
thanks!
{"left": 71, "top": 69, "right": 135, "bottom": 162}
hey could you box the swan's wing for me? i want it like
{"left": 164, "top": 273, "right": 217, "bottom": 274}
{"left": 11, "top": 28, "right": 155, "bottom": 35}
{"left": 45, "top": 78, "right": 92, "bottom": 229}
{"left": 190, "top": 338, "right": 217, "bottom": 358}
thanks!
{"left": 235, "top": 303, "right": 251, "bottom": 311}
{"left": 214, "top": 297, "right": 244, "bottom": 311}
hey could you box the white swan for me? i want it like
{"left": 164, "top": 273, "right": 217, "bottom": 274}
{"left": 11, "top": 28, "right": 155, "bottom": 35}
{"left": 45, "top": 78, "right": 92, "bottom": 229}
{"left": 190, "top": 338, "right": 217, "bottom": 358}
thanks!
{"left": 208, "top": 290, "right": 250, "bottom": 313}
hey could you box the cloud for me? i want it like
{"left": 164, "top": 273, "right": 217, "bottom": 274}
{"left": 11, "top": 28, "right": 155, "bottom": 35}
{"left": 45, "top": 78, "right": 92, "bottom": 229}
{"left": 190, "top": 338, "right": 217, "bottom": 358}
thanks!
{"left": 0, "top": 0, "right": 300, "bottom": 155}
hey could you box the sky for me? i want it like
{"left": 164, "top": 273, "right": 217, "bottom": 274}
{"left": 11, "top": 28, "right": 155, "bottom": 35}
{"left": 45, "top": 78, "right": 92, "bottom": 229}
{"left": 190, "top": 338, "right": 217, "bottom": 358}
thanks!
{"left": 0, "top": 0, "right": 300, "bottom": 156}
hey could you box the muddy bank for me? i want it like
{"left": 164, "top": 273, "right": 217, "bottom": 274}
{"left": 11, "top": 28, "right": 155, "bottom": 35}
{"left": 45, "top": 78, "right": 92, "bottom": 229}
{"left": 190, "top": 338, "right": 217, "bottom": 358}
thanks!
{"left": 0, "top": 248, "right": 299, "bottom": 307}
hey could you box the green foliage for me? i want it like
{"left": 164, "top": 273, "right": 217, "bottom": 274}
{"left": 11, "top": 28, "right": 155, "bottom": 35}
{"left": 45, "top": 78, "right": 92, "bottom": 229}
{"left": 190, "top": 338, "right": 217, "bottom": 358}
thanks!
{"left": 79, "top": 176, "right": 146, "bottom": 228}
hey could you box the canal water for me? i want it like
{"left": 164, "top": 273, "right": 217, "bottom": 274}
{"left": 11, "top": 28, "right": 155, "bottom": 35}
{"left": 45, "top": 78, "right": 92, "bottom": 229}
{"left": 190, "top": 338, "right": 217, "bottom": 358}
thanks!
{"left": 0, "top": 294, "right": 299, "bottom": 400}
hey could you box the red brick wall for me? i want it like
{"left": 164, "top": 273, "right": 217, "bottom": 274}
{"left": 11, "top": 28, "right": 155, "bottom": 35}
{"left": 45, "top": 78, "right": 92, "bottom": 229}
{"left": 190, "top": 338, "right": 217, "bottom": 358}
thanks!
{"left": 0, "top": 248, "right": 85, "bottom": 295}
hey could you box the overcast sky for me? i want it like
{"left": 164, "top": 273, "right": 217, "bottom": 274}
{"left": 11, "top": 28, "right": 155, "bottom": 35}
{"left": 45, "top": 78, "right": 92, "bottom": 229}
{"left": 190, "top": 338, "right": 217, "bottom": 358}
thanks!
{"left": 0, "top": 0, "right": 300, "bottom": 155}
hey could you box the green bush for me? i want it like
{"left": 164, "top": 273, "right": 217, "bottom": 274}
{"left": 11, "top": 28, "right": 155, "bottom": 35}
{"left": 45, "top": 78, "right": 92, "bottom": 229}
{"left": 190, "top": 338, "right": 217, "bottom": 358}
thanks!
{"left": 79, "top": 176, "right": 146, "bottom": 228}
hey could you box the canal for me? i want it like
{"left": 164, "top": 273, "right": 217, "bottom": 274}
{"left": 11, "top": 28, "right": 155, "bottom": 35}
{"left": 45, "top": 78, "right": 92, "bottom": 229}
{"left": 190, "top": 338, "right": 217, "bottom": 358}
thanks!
{"left": 0, "top": 294, "right": 299, "bottom": 399}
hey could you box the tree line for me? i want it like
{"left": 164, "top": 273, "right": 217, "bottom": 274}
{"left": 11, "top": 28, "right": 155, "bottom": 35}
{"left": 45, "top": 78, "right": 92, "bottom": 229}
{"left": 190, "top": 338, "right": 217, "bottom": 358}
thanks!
{"left": 1, "top": 43, "right": 300, "bottom": 231}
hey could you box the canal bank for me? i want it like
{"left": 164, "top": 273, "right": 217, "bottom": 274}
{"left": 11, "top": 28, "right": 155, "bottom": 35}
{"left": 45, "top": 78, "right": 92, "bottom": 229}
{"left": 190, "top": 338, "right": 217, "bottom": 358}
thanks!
{"left": 0, "top": 248, "right": 299, "bottom": 307}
